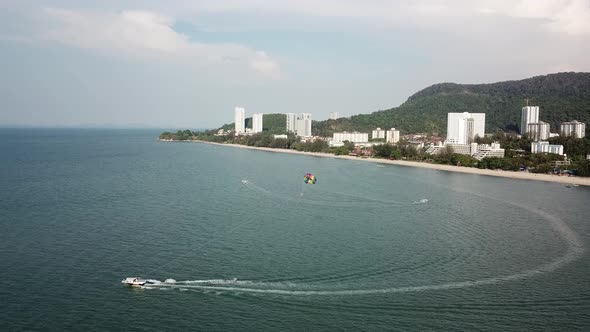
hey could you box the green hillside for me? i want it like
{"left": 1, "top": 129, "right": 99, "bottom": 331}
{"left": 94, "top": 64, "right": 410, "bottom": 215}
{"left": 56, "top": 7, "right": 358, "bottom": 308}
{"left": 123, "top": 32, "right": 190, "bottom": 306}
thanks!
{"left": 313, "top": 72, "right": 590, "bottom": 136}
{"left": 220, "top": 113, "right": 286, "bottom": 133}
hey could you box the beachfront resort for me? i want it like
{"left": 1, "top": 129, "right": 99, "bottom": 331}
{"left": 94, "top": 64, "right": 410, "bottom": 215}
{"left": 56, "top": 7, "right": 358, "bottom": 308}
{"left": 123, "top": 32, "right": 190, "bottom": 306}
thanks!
{"left": 160, "top": 102, "right": 589, "bottom": 179}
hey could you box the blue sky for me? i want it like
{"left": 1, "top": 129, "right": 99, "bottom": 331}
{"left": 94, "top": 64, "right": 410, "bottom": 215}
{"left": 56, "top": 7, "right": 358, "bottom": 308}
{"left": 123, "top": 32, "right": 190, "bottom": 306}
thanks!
{"left": 1, "top": 0, "right": 590, "bottom": 128}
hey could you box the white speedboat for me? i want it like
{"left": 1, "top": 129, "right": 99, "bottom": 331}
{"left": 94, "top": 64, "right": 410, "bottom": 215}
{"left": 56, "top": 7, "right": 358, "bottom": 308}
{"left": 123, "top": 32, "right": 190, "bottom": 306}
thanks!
{"left": 122, "top": 277, "right": 146, "bottom": 287}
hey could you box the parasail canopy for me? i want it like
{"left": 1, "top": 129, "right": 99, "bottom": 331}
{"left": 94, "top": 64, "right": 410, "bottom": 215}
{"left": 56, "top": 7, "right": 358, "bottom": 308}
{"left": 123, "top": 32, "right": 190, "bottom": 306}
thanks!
{"left": 303, "top": 173, "right": 317, "bottom": 184}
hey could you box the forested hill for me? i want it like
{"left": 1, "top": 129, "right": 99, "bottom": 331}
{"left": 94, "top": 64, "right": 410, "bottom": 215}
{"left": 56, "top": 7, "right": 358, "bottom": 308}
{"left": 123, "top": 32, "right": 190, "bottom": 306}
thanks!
{"left": 313, "top": 72, "right": 590, "bottom": 136}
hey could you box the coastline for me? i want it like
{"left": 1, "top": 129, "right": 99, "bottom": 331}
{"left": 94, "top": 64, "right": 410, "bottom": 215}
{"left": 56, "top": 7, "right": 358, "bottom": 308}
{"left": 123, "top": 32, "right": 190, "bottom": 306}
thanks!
{"left": 163, "top": 139, "right": 590, "bottom": 187}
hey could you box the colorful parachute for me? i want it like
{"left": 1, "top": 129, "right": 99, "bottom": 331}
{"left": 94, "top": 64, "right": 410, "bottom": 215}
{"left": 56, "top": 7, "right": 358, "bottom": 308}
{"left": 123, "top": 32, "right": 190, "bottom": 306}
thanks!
{"left": 303, "top": 173, "right": 317, "bottom": 184}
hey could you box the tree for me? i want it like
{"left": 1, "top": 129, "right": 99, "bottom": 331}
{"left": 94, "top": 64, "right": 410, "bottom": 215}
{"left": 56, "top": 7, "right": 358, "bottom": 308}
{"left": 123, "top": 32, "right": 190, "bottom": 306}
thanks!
{"left": 342, "top": 140, "right": 355, "bottom": 152}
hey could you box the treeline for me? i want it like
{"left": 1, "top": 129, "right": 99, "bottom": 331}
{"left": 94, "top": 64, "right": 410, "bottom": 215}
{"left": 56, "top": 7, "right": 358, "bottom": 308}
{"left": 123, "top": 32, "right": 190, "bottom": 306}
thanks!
{"left": 371, "top": 139, "right": 590, "bottom": 176}
{"left": 159, "top": 128, "right": 590, "bottom": 176}
{"left": 159, "top": 130, "right": 197, "bottom": 141}
{"left": 375, "top": 141, "right": 588, "bottom": 176}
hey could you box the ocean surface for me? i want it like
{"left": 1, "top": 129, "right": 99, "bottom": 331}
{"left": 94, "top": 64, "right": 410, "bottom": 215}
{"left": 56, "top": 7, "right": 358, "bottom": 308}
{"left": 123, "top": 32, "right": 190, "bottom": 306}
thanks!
{"left": 1, "top": 128, "right": 589, "bottom": 331}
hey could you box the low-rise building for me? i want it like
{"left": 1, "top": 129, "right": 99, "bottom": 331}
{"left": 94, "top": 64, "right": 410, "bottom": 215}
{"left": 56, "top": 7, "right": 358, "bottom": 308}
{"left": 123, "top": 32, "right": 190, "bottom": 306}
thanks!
{"left": 531, "top": 141, "right": 564, "bottom": 155}
{"left": 333, "top": 131, "right": 369, "bottom": 143}
{"left": 445, "top": 143, "right": 471, "bottom": 155}
{"left": 215, "top": 129, "right": 229, "bottom": 136}
{"left": 471, "top": 142, "right": 505, "bottom": 160}
{"left": 427, "top": 141, "right": 505, "bottom": 160}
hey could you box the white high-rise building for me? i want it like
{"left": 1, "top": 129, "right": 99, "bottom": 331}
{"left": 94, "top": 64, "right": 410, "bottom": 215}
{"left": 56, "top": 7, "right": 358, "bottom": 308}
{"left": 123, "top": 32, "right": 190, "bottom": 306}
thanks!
{"left": 296, "top": 113, "right": 312, "bottom": 137}
{"left": 372, "top": 128, "right": 386, "bottom": 140}
{"left": 285, "top": 113, "right": 312, "bottom": 137}
{"left": 561, "top": 120, "right": 586, "bottom": 138}
{"left": 252, "top": 113, "right": 263, "bottom": 133}
{"left": 329, "top": 112, "right": 340, "bottom": 120}
{"left": 285, "top": 113, "right": 297, "bottom": 133}
{"left": 531, "top": 141, "right": 564, "bottom": 155}
{"left": 521, "top": 106, "right": 540, "bottom": 136}
{"left": 446, "top": 112, "right": 485, "bottom": 145}
{"left": 234, "top": 107, "right": 245, "bottom": 134}
{"left": 386, "top": 128, "right": 400, "bottom": 143}
{"left": 527, "top": 121, "right": 550, "bottom": 141}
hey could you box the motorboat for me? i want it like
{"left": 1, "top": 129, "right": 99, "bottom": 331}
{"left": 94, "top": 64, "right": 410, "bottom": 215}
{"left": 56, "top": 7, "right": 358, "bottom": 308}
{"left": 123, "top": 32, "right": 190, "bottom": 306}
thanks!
{"left": 122, "top": 277, "right": 146, "bottom": 287}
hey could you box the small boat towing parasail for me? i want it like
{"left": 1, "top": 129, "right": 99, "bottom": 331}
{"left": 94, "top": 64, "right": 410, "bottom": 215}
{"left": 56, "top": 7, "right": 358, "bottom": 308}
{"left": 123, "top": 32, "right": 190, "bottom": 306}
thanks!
{"left": 122, "top": 277, "right": 147, "bottom": 287}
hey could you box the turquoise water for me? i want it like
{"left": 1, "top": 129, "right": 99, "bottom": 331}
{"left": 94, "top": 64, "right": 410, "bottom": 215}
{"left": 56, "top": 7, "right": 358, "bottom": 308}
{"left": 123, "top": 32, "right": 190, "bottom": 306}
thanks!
{"left": 1, "top": 129, "right": 589, "bottom": 331}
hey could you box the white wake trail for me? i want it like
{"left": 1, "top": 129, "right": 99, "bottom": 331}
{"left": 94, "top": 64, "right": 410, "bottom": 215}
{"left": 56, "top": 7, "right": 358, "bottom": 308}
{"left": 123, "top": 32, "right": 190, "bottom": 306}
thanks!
{"left": 141, "top": 183, "right": 584, "bottom": 296}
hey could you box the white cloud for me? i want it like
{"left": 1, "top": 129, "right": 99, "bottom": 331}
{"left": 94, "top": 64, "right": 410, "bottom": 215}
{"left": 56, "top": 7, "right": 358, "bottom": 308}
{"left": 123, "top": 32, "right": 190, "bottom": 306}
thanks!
{"left": 165, "top": 0, "right": 590, "bottom": 35}
{"left": 248, "top": 51, "right": 281, "bottom": 79}
{"left": 38, "top": 7, "right": 281, "bottom": 78}
{"left": 476, "top": 0, "right": 590, "bottom": 36}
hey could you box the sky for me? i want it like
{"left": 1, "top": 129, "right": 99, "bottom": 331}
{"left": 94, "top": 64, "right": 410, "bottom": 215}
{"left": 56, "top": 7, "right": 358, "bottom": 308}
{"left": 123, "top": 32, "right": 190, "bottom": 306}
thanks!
{"left": 1, "top": 0, "right": 590, "bottom": 128}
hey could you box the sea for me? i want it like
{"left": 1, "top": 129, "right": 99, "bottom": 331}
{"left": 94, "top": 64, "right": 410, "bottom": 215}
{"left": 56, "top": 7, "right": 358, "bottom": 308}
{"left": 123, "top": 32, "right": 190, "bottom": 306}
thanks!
{"left": 1, "top": 128, "right": 589, "bottom": 331}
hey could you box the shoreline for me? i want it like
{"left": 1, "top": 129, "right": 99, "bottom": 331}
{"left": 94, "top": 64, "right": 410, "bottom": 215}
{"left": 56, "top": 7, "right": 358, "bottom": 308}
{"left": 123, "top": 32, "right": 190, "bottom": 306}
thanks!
{"left": 162, "top": 139, "right": 590, "bottom": 187}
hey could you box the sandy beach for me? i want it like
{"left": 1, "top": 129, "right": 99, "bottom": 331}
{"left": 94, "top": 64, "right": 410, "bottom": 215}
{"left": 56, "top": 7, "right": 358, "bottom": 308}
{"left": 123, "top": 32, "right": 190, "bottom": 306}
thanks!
{"left": 167, "top": 140, "right": 590, "bottom": 187}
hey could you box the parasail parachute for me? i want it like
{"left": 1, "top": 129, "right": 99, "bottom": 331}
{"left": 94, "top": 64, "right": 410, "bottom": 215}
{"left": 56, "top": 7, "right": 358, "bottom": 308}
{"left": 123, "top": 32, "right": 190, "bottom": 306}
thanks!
{"left": 303, "top": 173, "right": 317, "bottom": 184}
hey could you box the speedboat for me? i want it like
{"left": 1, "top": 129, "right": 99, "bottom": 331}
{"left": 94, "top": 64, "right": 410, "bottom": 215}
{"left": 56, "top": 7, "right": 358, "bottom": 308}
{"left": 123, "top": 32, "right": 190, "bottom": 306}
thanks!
{"left": 122, "top": 277, "right": 146, "bottom": 287}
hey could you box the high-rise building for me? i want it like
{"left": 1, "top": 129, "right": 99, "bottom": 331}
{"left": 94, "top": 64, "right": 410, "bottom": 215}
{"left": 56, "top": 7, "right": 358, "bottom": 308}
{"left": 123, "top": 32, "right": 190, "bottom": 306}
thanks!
{"left": 372, "top": 128, "right": 386, "bottom": 140}
{"left": 386, "top": 128, "right": 400, "bottom": 143}
{"left": 296, "top": 113, "right": 312, "bottom": 137}
{"left": 252, "top": 113, "right": 263, "bottom": 133}
{"left": 329, "top": 112, "right": 340, "bottom": 120}
{"left": 521, "top": 106, "right": 540, "bottom": 136}
{"left": 527, "top": 121, "right": 550, "bottom": 141}
{"left": 285, "top": 113, "right": 297, "bottom": 133}
{"left": 561, "top": 120, "right": 586, "bottom": 138}
{"left": 285, "top": 113, "right": 312, "bottom": 137}
{"left": 446, "top": 112, "right": 485, "bottom": 145}
{"left": 234, "top": 107, "right": 245, "bottom": 134}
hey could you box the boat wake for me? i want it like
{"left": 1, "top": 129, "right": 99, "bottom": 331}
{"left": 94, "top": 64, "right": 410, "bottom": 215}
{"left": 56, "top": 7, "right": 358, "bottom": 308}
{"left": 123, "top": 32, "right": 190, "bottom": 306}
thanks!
{"left": 137, "top": 189, "right": 584, "bottom": 297}
{"left": 240, "top": 179, "right": 429, "bottom": 207}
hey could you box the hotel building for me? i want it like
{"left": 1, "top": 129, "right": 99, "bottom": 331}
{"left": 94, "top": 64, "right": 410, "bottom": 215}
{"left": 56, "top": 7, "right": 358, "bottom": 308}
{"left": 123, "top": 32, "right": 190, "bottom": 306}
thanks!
{"left": 333, "top": 132, "right": 369, "bottom": 143}
{"left": 252, "top": 113, "right": 263, "bottom": 133}
{"left": 447, "top": 112, "right": 486, "bottom": 144}
{"left": 560, "top": 120, "right": 586, "bottom": 138}
{"left": 526, "top": 121, "right": 550, "bottom": 141}
{"left": 531, "top": 141, "right": 564, "bottom": 155}
{"left": 234, "top": 107, "right": 245, "bottom": 134}
{"left": 386, "top": 128, "right": 400, "bottom": 144}
{"left": 296, "top": 113, "right": 312, "bottom": 137}
{"left": 372, "top": 128, "right": 386, "bottom": 140}
{"left": 286, "top": 113, "right": 312, "bottom": 137}
{"left": 520, "top": 106, "right": 540, "bottom": 136}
